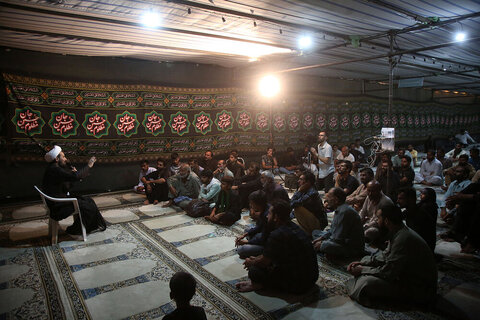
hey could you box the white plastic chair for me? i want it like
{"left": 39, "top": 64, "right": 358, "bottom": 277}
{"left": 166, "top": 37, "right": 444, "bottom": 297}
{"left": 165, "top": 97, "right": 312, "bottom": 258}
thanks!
{"left": 34, "top": 186, "right": 87, "bottom": 244}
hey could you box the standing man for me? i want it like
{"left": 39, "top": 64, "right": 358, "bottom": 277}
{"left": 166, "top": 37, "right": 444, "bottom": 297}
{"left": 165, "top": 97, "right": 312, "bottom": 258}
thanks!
{"left": 42, "top": 145, "right": 106, "bottom": 235}
{"left": 310, "top": 131, "right": 334, "bottom": 193}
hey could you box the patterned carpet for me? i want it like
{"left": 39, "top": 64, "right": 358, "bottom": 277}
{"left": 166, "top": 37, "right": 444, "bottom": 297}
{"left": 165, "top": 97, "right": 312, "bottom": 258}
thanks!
{"left": 1, "top": 189, "right": 479, "bottom": 319}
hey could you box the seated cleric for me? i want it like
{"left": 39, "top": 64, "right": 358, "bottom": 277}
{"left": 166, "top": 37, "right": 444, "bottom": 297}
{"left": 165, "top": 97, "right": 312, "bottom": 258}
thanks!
{"left": 42, "top": 145, "right": 106, "bottom": 235}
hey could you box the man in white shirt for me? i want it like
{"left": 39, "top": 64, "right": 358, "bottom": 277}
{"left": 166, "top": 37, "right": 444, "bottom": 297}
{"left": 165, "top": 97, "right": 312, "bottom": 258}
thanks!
{"left": 455, "top": 129, "right": 476, "bottom": 146}
{"left": 414, "top": 150, "right": 443, "bottom": 186}
{"left": 134, "top": 160, "right": 156, "bottom": 193}
{"left": 310, "top": 131, "right": 334, "bottom": 193}
{"left": 337, "top": 145, "right": 355, "bottom": 162}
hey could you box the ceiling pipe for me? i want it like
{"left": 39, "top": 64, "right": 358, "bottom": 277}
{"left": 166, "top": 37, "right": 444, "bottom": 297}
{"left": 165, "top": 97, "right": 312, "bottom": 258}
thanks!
{"left": 274, "top": 36, "right": 480, "bottom": 74}
{"left": 364, "top": 0, "right": 432, "bottom": 24}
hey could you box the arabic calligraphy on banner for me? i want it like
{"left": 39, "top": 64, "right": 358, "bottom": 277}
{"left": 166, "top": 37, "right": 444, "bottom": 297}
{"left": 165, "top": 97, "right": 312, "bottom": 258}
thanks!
{"left": 169, "top": 111, "right": 190, "bottom": 136}
{"left": 114, "top": 111, "right": 139, "bottom": 137}
{"left": 11, "top": 107, "right": 45, "bottom": 136}
{"left": 4, "top": 73, "right": 479, "bottom": 162}
{"left": 215, "top": 110, "right": 233, "bottom": 133}
{"left": 49, "top": 109, "right": 79, "bottom": 138}
{"left": 193, "top": 111, "right": 212, "bottom": 135}
{"left": 84, "top": 111, "right": 110, "bottom": 138}
{"left": 143, "top": 111, "right": 165, "bottom": 136}
{"left": 236, "top": 110, "right": 252, "bottom": 131}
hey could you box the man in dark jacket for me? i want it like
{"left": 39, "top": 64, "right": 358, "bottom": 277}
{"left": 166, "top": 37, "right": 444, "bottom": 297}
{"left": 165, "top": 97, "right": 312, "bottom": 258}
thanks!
{"left": 42, "top": 145, "right": 106, "bottom": 235}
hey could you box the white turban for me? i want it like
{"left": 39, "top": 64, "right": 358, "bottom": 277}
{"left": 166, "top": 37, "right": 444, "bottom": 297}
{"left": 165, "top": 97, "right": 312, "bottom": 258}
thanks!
{"left": 45, "top": 145, "right": 62, "bottom": 162}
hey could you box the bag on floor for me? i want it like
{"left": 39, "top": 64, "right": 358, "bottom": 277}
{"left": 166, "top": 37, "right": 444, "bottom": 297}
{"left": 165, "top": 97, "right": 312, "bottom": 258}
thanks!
{"left": 185, "top": 199, "right": 212, "bottom": 217}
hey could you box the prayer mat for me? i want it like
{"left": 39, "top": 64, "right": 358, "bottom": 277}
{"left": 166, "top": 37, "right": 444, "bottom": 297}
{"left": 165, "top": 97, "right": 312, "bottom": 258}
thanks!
{"left": 0, "top": 223, "right": 269, "bottom": 319}
{"left": 1, "top": 197, "right": 479, "bottom": 319}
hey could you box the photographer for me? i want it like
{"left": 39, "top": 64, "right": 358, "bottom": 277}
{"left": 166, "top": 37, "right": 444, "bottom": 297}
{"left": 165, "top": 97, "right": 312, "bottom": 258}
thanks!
{"left": 300, "top": 135, "right": 318, "bottom": 176}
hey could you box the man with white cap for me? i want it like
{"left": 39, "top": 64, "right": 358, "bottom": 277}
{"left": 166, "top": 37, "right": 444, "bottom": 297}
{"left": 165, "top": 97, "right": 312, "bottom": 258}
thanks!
{"left": 42, "top": 145, "right": 106, "bottom": 235}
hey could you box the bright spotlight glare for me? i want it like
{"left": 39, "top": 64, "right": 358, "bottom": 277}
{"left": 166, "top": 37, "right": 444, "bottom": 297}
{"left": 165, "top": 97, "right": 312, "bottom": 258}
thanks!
{"left": 141, "top": 10, "right": 161, "bottom": 28}
{"left": 298, "top": 36, "right": 312, "bottom": 49}
{"left": 455, "top": 32, "right": 466, "bottom": 42}
{"left": 259, "top": 75, "right": 280, "bottom": 98}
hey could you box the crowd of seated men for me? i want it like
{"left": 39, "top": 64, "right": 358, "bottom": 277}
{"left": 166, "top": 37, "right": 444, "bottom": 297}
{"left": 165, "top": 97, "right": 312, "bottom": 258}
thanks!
{"left": 132, "top": 130, "right": 479, "bottom": 308}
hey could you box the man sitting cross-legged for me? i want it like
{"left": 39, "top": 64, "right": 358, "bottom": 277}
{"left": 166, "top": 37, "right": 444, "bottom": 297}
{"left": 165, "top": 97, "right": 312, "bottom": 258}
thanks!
{"left": 415, "top": 150, "right": 443, "bottom": 186}
{"left": 213, "top": 159, "right": 234, "bottom": 181}
{"left": 313, "top": 188, "right": 365, "bottom": 259}
{"left": 235, "top": 190, "right": 269, "bottom": 259}
{"left": 397, "top": 155, "right": 415, "bottom": 188}
{"left": 205, "top": 176, "right": 242, "bottom": 226}
{"left": 334, "top": 160, "right": 359, "bottom": 196}
{"left": 142, "top": 158, "right": 170, "bottom": 205}
{"left": 441, "top": 182, "right": 480, "bottom": 253}
{"left": 346, "top": 167, "right": 374, "bottom": 211}
{"left": 232, "top": 162, "right": 262, "bottom": 209}
{"left": 443, "top": 154, "right": 476, "bottom": 187}
{"left": 261, "top": 170, "right": 290, "bottom": 204}
{"left": 440, "top": 165, "right": 471, "bottom": 224}
{"left": 347, "top": 204, "right": 437, "bottom": 308}
{"left": 186, "top": 169, "right": 221, "bottom": 218}
{"left": 236, "top": 199, "right": 319, "bottom": 294}
{"left": 359, "top": 180, "right": 393, "bottom": 246}
{"left": 290, "top": 171, "right": 328, "bottom": 237}
{"left": 397, "top": 188, "right": 437, "bottom": 252}
{"left": 134, "top": 160, "right": 156, "bottom": 193}
{"left": 163, "top": 164, "right": 201, "bottom": 209}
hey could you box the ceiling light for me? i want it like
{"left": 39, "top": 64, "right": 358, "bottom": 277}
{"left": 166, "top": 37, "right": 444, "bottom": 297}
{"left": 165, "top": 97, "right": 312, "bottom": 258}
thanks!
{"left": 298, "top": 35, "right": 313, "bottom": 50}
{"left": 259, "top": 75, "right": 280, "bottom": 98}
{"left": 141, "top": 10, "right": 161, "bottom": 28}
{"left": 455, "top": 32, "right": 466, "bottom": 42}
{"left": 248, "top": 57, "right": 258, "bottom": 62}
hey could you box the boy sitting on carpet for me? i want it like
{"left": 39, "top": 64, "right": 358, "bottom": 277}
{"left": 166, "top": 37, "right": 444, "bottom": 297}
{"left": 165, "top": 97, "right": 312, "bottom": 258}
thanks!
{"left": 205, "top": 176, "right": 242, "bottom": 226}
{"left": 163, "top": 271, "right": 206, "bottom": 320}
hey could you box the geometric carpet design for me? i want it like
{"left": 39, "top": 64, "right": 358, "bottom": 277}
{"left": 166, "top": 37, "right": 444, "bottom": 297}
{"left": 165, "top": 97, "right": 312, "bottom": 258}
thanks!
{"left": 1, "top": 183, "right": 480, "bottom": 319}
{"left": 1, "top": 206, "right": 454, "bottom": 320}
